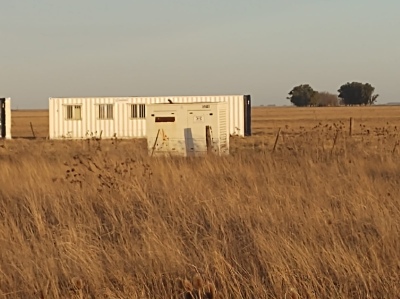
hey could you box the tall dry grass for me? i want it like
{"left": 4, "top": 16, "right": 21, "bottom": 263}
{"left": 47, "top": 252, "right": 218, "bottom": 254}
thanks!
{"left": 1, "top": 133, "right": 399, "bottom": 298}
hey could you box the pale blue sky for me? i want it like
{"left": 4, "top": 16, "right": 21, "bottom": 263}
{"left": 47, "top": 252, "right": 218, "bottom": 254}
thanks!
{"left": 0, "top": 0, "right": 399, "bottom": 109}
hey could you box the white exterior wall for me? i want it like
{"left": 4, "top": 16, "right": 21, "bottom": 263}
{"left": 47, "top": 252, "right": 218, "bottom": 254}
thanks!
{"left": 146, "top": 102, "right": 229, "bottom": 157}
{"left": 5, "top": 98, "right": 12, "bottom": 139}
{"left": 49, "top": 95, "right": 246, "bottom": 139}
{"left": 49, "top": 97, "right": 147, "bottom": 139}
{"left": 141, "top": 95, "right": 245, "bottom": 137}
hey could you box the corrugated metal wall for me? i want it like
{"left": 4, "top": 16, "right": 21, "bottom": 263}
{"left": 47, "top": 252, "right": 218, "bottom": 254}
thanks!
{"left": 49, "top": 95, "right": 246, "bottom": 139}
{"left": 5, "top": 98, "right": 12, "bottom": 139}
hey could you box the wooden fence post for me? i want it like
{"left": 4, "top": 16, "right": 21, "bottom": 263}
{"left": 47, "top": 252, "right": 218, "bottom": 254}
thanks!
{"left": 349, "top": 117, "right": 354, "bottom": 136}
{"left": 206, "top": 125, "right": 212, "bottom": 154}
{"left": 30, "top": 122, "right": 36, "bottom": 139}
{"left": 151, "top": 129, "right": 161, "bottom": 157}
{"left": 272, "top": 128, "right": 281, "bottom": 153}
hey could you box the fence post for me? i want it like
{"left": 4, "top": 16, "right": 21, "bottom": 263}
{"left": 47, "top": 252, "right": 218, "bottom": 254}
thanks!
{"left": 151, "top": 129, "right": 161, "bottom": 157}
{"left": 30, "top": 122, "right": 36, "bottom": 139}
{"left": 349, "top": 117, "right": 354, "bottom": 136}
{"left": 272, "top": 128, "right": 281, "bottom": 152}
{"left": 206, "top": 125, "right": 212, "bottom": 154}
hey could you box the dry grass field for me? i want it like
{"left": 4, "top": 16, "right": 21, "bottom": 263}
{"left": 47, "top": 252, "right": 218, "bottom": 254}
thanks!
{"left": 1, "top": 106, "right": 400, "bottom": 298}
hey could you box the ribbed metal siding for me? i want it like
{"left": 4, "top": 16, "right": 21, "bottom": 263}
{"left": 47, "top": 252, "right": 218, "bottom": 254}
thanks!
{"left": 49, "top": 95, "right": 246, "bottom": 139}
{"left": 218, "top": 104, "right": 228, "bottom": 152}
{"left": 4, "top": 98, "right": 12, "bottom": 139}
{"left": 138, "top": 95, "right": 244, "bottom": 136}
{"left": 6, "top": 98, "right": 11, "bottom": 139}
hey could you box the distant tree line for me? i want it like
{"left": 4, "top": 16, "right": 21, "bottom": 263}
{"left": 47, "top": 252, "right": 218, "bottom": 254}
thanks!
{"left": 287, "top": 82, "right": 379, "bottom": 107}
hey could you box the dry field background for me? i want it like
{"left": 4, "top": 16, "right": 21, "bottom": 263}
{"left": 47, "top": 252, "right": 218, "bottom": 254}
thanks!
{"left": 1, "top": 106, "right": 400, "bottom": 298}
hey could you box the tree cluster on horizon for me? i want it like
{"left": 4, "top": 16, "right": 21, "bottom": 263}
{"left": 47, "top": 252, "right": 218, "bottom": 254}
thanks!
{"left": 287, "top": 82, "right": 379, "bottom": 107}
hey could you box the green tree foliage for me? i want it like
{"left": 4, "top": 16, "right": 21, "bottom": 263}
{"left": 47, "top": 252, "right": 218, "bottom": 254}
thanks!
{"left": 287, "top": 84, "right": 317, "bottom": 107}
{"left": 338, "top": 82, "right": 379, "bottom": 106}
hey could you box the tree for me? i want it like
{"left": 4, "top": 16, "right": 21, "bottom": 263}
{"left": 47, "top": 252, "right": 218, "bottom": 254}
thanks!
{"left": 338, "top": 82, "right": 379, "bottom": 106}
{"left": 287, "top": 84, "right": 317, "bottom": 107}
{"left": 315, "top": 91, "right": 339, "bottom": 107}
{"left": 369, "top": 94, "right": 380, "bottom": 105}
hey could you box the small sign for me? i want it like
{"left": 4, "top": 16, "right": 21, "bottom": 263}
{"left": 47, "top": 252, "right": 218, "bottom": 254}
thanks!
{"left": 194, "top": 115, "right": 204, "bottom": 122}
{"left": 202, "top": 104, "right": 210, "bottom": 108}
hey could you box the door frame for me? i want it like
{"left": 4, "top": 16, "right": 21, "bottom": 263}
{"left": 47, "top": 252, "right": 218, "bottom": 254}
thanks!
{"left": 244, "top": 95, "right": 252, "bottom": 136}
{"left": 0, "top": 98, "right": 5, "bottom": 138}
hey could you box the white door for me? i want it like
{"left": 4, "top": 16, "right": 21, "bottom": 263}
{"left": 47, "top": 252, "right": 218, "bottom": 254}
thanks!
{"left": 186, "top": 110, "right": 209, "bottom": 155}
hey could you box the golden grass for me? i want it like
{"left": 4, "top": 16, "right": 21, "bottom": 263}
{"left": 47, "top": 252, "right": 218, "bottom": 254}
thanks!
{"left": 1, "top": 107, "right": 400, "bottom": 298}
{"left": 11, "top": 110, "right": 49, "bottom": 138}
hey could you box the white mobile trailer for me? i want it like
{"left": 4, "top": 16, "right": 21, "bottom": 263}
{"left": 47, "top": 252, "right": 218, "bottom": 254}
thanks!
{"left": 146, "top": 102, "right": 230, "bottom": 157}
{"left": 48, "top": 95, "right": 251, "bottom": 140}
{"left": 0, "top": 98, "right": 12, "bottom": 139}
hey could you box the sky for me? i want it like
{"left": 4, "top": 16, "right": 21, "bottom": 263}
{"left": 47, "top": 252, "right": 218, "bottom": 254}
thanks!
{"left": 0, "top": 0, "right": 399, "bottom": 109}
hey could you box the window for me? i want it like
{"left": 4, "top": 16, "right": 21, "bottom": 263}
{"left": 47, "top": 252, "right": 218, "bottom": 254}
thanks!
{"left": 98, "top": 104, "right": 113, "bottom": 120}
{"left": 64, "top": 105, "right": 82, "bottom": 120}
{"left": 155, "top": 116, "right": 175, "bottom": 123}
{"left": 131, "top": 104, "right": 145, "bottom": 119}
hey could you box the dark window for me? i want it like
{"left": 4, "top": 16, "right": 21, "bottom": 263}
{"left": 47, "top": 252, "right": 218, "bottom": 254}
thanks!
{"left": 64, "top": 105, "right": 82, "bottom": 120}
{"left": 155, "top": 116, "right": 175, "bottom": 122}
{"left": 131, "top": 104, "right": 146, "bottom": 118}
{"left": 98, "top": 104, "right": 113, "bottom": 119}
